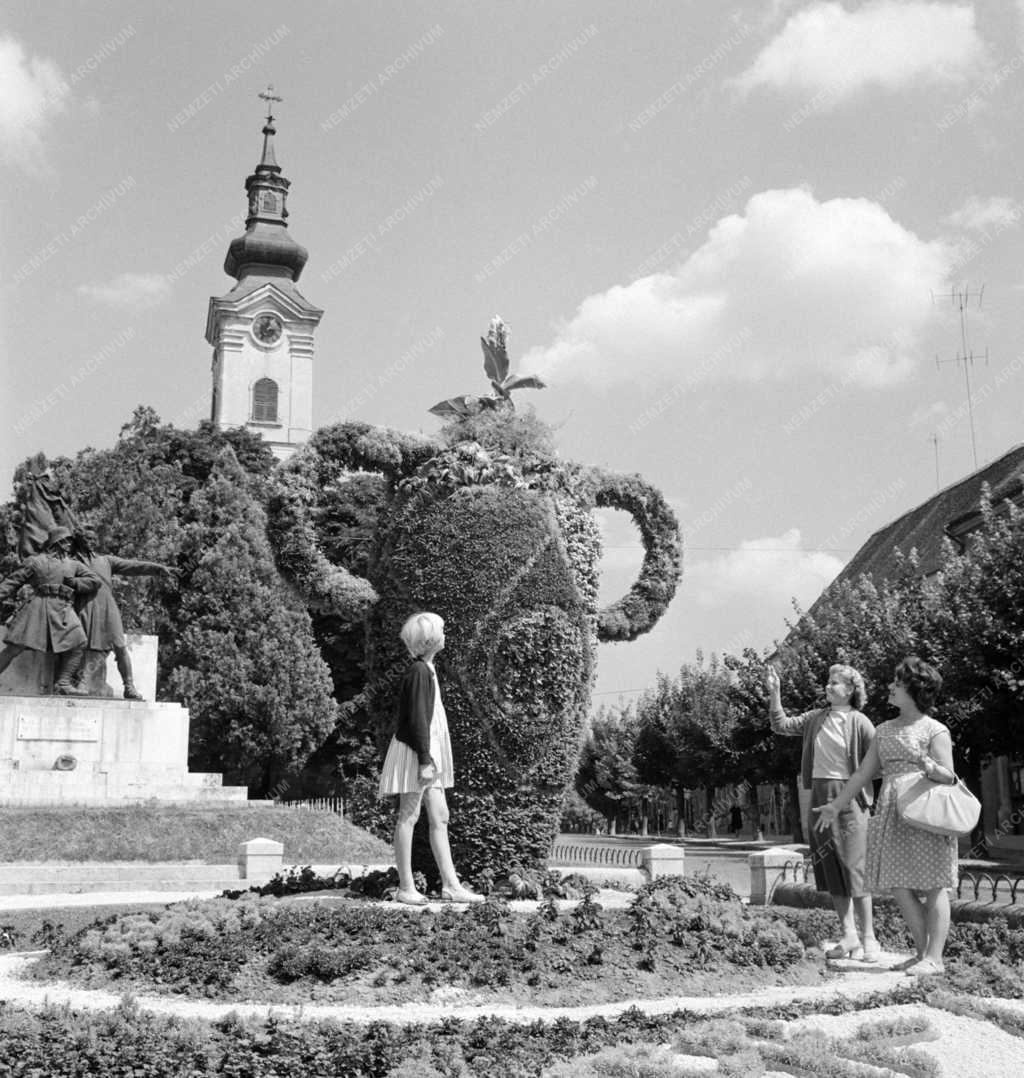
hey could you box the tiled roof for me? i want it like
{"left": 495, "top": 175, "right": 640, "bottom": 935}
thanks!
{"left": 826, "top": 443, "right": 1024, "bottom": 590}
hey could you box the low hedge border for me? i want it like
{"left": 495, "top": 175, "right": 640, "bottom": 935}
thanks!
{"left": 771, "top": 881, "right": 1024, "bottom": 928}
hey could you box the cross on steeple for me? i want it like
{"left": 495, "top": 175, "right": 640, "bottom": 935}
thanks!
{"left": 258, "top": 84, "right": 282, "bottom": 124}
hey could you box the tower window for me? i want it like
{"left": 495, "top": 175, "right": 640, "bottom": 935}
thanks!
{"left": 252, "top": 378, "right": 279, "bottom": 422}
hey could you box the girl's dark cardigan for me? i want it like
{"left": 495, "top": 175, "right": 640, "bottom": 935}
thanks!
{"left": 394, "top": 659, "right": 436, "bottom": 764}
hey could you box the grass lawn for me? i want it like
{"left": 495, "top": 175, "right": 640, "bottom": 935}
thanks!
{"left": 0, "top": 804, "right": 391, "bottom": 864}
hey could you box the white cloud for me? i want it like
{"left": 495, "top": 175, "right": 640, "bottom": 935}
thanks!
{"left": 733, "top": 1, "right": 985, "bottom": 104}
{"left": 524, "top": 187, "right": 953, "bottom": 390}
{"left": 685, "top": 529, "right": 843, "bottom": 611}
{"left": 907, "top": 401, "right": 950, "bottom": 430}
{"left": 78, "top": 273, "right": 172, "bottom": 309}
{"left": 0, "top": 35, "right": 68, "bottom": 173}
{"left": 944, "top": 195, "right": 1023, "bottom": 233}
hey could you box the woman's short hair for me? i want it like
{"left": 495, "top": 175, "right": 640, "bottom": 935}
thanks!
{"left": 399, "top": 612, "right": 445, "bottom": 658}
{"left": 894, "top": 655, "right": 942, "bottom": 711}
{"left": 829, "top": 663, "right": 867, "bottom": 709}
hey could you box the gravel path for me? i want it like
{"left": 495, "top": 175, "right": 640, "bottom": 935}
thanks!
{"left": 1, "top": 953, "right": 1023, "bottom": 1073}
{"left": 0, "top": 950, "right": 907, "bottom": 1025}
{"left": 785, "top": 1002, "right": 1024, "bottom": 1076}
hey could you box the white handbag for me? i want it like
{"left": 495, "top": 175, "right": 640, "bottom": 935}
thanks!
{"left": 896, "top": 774, "right": 981, "bottom": 837}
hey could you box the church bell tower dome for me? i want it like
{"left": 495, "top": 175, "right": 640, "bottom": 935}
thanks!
{"left": 223, "top": 104, "right": 309, "bottom": 282}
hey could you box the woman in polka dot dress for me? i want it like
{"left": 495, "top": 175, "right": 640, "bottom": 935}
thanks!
{"left": 815, "top": 657, "right": 959, "bottom": 977}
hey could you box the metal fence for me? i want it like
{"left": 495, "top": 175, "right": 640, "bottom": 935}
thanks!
{"left": 274, "top": 797, "right": 344, "bottom": 815}
{"left": 956, "top": 868, "right": 1024, "bottom": 904}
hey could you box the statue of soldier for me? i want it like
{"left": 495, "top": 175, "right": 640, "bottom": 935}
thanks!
{"left": 0, "top": 526, "right": 101, "bottom": 694}
{"left": 70, "top": 527, "right": 174, "bottom": 700}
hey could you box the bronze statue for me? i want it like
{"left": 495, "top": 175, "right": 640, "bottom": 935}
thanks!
{"left": 70, "top": 528, "right": 174, "bottom": 700}
{"left": 0, "top": 526, "right": 100, "bottom": 694}
{"left": 16, "top": 455, "right": 79, "bottom": 558}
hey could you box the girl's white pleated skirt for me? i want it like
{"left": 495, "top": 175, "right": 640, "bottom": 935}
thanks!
{"left": 378, "top": 670, "right": 454, "bottom": 797}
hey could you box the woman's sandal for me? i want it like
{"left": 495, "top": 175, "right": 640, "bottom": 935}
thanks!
{"left": 860, "top": 940, "right": 882, "bottom": 963}
{"left": 904, "top": 958, "right": 944, "bottom": 977}
{"left": 891, "top": 955, "right": 923, "bottom": 971}
{"left": 394, "top": 890, "right": 429, "bottom": 906}
{"left": 825, "top": 938, "right": 864, "bottom": 960}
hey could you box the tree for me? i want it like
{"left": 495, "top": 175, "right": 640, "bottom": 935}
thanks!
{"left": 928, "top": 495, "right": 1024, "bottom": 773}
{"left": 576, "top": 703, "right": 647, "bottom": 831}
{"left": 633, "top": 656, "right": 745, "bottom": 831}
{"left": 165, "top": 449, "right": 337, "bottom": 796}
{"left": 54, "top": 406, "right": 274, "bottom": 636}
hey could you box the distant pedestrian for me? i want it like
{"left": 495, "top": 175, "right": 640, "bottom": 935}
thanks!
{"left": 729, "top": 803, "right": 743, "bottom": 836}
{"left": 378, "top": 612, "right": 483, "bottom": 906}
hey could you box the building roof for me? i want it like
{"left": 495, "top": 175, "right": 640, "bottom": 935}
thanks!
{"left": 827, "top": 443, "right": 1024, "bottom": 590}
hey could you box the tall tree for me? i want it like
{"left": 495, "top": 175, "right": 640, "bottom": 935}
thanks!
{"left": 633, "top": 655, "right": 744, "bottom": 827}
{"left": 165, "top": 449, "right": 337, "bottom": 796}
{"left": 575, "top": 703, "right": 647, "bottom": 831}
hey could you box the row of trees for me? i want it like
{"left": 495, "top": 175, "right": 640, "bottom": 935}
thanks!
{"left": 575, "top": 493, "right": 1024, "bottom": 844}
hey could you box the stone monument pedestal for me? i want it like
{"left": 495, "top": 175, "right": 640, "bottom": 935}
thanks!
{"left": 0, "top": 634, "right": 248, "bottom": 806}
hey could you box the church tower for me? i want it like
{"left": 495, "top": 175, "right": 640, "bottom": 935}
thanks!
{"left": 206, "top": 88, "right": 323, "bottom": 461}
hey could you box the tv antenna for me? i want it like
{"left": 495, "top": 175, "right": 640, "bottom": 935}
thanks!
{"left": 932, "top": 284, "right": 987, "bottom": 471}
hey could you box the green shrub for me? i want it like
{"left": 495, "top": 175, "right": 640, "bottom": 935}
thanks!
{"left": 541, "top": 1043, "right": 683, "bottom": 1077}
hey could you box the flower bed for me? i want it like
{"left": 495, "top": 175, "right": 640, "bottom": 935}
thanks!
{"left": 13, "top": 872, "right": 1024, "bottom": 1074}
{"left": 0, "top": 990, "right": 1008, "bottom": 1077}
{"left": 28, "top": 877, "right": 819, "bottom": 1006}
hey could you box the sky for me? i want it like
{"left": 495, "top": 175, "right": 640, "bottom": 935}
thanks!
{"left": 2, "top": 1, "right": 1024, "bottom": 707}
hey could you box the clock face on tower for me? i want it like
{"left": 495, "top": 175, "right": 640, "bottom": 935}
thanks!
{"left": 252, "top": 312, "right": 283, "bottom": 345}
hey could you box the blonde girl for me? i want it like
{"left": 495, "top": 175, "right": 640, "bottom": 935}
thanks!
{"left": 379, "top": 612, "right": 482, "bottom": 905}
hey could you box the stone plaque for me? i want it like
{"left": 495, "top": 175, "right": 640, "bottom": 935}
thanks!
{"left": 17, "top": 713, "right": 101, "bottom": 742}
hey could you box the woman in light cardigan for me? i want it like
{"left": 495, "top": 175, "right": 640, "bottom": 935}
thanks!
{"left": 767, "top": 663, "right": 879, "bottom": 961}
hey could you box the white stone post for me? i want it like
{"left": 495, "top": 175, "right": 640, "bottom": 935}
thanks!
{"left": 641, "top": 843, "right": 685, "bottom": 880}
{"left": 748, "top": 846, "right": 801, "bottom": 906}
{"left": 238, "top": 837, "right": 284, "bottom": 880}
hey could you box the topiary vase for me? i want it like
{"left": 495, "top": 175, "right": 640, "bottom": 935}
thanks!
{"left": 268, "top": 423, "right": 681, "bottom": 878}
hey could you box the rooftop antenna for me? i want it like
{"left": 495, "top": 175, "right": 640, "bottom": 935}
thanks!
{"left": 932, "top": 283, "right": 988, "bottom": 472}
{"left": 930, "top": 432, "right": 940, "bottom": 491}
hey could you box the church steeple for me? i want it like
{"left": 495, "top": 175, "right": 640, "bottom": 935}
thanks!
{"left": 224, "top": 86, "right": 309, "bottom": 282}
{"left": 206, "top": 86, "right": 324, "bottom": 463}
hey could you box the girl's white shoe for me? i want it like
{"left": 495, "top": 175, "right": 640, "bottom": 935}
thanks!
{"left": 441, "top": 885, "right": 484, "bottom": 904}
{"left": 394, "top": 889, "right": 428, "bottom": 906}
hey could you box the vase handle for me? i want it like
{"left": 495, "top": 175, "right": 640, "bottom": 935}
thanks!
{"left": 588, "top": 467, "right": 682, "bottom": 642}
{"left": 266, "top": 421, "right": 441, "bottom": 625}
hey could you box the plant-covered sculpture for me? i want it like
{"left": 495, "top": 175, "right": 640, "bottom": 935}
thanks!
{"left": 429, "top": 315, "right": 545, "bottom": 418}
{"left": 267, "top": 322, "right": 681, "bottom": 878}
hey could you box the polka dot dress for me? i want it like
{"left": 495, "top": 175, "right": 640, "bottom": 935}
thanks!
{"left": 864, "top": 716, "right": 959, "bottom": 893}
